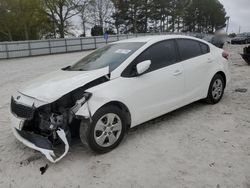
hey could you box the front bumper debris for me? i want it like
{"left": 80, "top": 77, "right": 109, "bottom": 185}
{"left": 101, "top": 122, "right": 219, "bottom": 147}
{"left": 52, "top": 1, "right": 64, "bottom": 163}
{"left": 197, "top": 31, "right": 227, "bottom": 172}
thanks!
{"left": 11, "top": 115, "right": 69, "bottom": 163}
{"left": 10, "top": 92, "right": 93, "bottom": 163}
{"left": 10, "top": 94, "right": 71, "bottom": 163}
{"left": 13, "top": 127, "right": 69, "bottom": 163}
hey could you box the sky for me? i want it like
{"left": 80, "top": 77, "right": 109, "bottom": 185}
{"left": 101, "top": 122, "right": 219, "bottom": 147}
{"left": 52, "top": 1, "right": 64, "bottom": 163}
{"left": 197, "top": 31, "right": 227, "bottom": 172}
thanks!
{"left": 218, "top": 0, "right": 250, "bottom": 33}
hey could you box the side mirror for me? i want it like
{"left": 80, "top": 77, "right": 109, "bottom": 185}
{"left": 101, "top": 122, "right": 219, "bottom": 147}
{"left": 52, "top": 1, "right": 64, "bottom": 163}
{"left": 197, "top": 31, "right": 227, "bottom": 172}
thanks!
{"left": 136, "top": 60, "right": 151, "bottom": 75}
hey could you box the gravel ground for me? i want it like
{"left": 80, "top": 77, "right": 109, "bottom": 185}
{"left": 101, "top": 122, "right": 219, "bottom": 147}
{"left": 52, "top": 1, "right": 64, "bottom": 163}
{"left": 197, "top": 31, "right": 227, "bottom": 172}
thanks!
{"left": 0, "top": 44, "right": 250, "bottom": 188}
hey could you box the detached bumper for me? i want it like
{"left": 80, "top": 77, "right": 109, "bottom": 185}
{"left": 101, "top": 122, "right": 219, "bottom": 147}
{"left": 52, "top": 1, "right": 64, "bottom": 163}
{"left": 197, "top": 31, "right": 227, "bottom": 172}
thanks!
{"left": 10, "top": 115, "right": 69, "bottom": 163}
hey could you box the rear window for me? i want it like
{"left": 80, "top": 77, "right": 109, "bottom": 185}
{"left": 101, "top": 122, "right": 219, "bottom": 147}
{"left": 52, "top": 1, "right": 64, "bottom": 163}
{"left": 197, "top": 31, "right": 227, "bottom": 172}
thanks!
{"left": 177, "top": 39, "right": 203, "bottom": 61}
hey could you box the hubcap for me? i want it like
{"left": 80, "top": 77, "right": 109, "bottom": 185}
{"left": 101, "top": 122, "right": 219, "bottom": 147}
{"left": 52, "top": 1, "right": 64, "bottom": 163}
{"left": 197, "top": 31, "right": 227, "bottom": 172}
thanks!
{"left": 212, "top": 79, "right": 223, "bottom": 100}
{"left": 94, "top": 113, "right": 122, "bottom": 147}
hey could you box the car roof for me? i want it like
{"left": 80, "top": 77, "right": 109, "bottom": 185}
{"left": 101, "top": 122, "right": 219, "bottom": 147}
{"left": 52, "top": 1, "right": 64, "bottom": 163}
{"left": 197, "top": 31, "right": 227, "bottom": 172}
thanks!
{"left": 114, "top": 35, "right": 202, "bottom": 43}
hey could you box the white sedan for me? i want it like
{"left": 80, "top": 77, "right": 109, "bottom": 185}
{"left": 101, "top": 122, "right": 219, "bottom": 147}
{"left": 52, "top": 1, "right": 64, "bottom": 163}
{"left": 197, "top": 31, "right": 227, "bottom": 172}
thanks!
{"left": 10, "top": 35, "right": 230, "bottom": 162}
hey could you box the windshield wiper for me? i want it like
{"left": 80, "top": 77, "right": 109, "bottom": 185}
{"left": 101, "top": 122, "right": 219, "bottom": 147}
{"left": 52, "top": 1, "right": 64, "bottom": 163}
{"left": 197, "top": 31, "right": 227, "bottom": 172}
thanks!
{"left": 61, "top": 65, "right": 71, "bottom": 71}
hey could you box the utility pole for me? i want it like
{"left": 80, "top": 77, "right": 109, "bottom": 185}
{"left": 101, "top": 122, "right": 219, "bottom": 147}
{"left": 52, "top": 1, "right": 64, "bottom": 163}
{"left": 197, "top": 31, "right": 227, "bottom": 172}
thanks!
{"left": 226, "top": 16, "right": 230, "bottom": 33}
{"left": 239, "top": 26, "right": 241, "bottom": 34}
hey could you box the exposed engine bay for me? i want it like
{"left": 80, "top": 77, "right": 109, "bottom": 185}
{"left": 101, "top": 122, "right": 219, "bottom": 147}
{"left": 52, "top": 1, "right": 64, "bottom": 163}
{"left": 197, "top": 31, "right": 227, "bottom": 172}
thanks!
{"left": 11, "top": 75, "right": 109, "bottom": 163}
{"left": 22, "top": 90, "right": 89, "bottom": 145}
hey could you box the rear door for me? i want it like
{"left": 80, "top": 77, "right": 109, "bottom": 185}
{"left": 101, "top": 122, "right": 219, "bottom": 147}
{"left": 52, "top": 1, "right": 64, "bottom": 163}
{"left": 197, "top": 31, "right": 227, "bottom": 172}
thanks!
{"left": 176, "top": 39, "right": 212, "bottom": 103}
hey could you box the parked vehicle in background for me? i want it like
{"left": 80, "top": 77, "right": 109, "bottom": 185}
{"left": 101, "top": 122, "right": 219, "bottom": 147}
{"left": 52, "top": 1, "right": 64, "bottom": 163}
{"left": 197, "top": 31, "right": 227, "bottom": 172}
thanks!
{"left": 231, "top": 33, "right": 250, "bottom": 44}
{"left": 10, "top": 35, "right": 230, "bottom": 163}
{"left": 194, "top": 33, "right": 205, "bottom": 39}
{"left": 241, "top": 45, "right": 250, "bottom": 65}
{"left": 203, "top": 35, "right": 225, "bottom": 49}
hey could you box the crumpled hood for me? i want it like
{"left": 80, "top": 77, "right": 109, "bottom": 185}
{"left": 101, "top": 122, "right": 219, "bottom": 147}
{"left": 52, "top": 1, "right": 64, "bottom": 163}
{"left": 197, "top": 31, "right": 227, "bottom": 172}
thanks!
{"left": 19, "top": 67, "right": 109, "bottom": 103}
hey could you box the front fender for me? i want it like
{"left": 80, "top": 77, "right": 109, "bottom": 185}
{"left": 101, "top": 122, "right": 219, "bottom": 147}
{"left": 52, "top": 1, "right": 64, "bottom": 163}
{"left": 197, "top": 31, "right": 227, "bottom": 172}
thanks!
{"left": 75, "top": 95, "right": 114, "bottom": 119}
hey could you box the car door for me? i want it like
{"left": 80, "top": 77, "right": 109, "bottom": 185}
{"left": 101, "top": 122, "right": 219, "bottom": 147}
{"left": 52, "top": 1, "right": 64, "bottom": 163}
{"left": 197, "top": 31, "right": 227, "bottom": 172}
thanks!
{"left": 176, "top": 39, "right": 212, "bottom": 103}
{"left": 120, "top": 39, "right": 185, "bottom": 125}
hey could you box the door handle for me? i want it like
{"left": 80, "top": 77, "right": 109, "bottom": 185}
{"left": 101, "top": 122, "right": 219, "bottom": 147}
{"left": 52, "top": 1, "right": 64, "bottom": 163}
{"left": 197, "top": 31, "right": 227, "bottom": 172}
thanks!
{"left": 207, "top": 58, "right": 213, "bottom": 63}
{"left": 173, "top": 69, "right": 182, "bottom": 76}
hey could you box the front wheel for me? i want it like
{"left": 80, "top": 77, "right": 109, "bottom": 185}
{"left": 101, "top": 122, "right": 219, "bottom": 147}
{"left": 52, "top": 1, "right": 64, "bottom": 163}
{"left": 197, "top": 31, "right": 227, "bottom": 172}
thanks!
{"left": 79, "top": 105, "right": 127, "bottom": 153}
{"left": 205, "top": 74, "right": 225, "bottom": 104}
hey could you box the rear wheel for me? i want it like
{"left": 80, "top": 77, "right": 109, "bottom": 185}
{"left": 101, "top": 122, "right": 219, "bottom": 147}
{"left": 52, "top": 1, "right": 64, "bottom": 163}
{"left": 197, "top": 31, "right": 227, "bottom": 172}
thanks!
{"left": 79, "top": 105, "right": 127, "bottom": 153}
{"left": 205, "top": 74, "right": 225, "bottom": 104}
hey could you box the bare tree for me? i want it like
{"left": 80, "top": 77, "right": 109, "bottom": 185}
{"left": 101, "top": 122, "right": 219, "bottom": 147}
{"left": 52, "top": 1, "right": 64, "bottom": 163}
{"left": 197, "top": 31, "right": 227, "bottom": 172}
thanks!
{"left": 77, "top": 0, "right": 90, "bottom": 36}
{"left": 87, "top": 0, "right": 114, "bottom": 31}
{"left": 44, "top": 0, "right": 84, "bottom": 38}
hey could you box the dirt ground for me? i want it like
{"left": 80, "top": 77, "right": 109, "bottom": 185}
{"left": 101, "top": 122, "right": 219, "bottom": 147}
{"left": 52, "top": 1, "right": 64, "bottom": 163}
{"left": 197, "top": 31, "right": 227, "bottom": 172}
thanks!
{"left": 0, "top": 43, "right": 250, "bottom": 188}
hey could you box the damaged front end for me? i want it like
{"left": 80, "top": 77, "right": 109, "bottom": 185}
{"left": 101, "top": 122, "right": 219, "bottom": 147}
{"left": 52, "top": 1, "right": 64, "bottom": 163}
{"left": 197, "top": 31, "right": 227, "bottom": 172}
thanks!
{"left": 10, "top": 91, "right": 93, "bottom": 163}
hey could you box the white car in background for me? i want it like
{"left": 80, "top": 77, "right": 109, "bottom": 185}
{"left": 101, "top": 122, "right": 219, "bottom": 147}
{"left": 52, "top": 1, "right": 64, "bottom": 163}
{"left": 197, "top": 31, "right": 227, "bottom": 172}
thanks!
{"left": 10, "top": 35, "right": 230, "bottom": 162}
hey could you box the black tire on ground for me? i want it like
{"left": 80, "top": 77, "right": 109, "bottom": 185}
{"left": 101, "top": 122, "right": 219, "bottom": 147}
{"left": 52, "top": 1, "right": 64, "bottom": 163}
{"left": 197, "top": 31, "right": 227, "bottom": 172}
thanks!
{"left": 205, "top": 74, "right": 225, "bottom": 104}
{"left": 79, "top": 105, "right": 127, "bottom": 153}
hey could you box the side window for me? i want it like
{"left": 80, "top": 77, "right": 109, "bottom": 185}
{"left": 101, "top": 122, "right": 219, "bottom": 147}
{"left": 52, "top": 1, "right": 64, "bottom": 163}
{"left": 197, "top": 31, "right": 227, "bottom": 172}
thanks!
{"left": 177, "top": 39, "right": 203, "bottom": 61}
{"left": 199, "top": 42, "right": 210, "bottom": 54}
{"left": 122, "top": 40, "right": 178, "bottom": 77}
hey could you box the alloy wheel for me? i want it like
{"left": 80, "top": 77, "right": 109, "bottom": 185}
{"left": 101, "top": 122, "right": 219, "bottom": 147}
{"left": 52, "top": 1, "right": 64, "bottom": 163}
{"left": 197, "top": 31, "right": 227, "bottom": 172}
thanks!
{"left": 212, "top": 79, "right": 223, "bottom": 100}
{"left": 94, "top": 113, "right": 122, "bottom": 147}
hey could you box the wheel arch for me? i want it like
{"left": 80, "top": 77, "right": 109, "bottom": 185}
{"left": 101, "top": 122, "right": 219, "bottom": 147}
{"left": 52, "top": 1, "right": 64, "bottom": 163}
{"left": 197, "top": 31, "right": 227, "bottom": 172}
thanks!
{"left": 205, "top": 70, "right": 227, "bottom": 99}
{"left": 215, "top": 71, "right": 227, "bottom": 87}
{"left": 76, "top": 99, "right": 132, "bottom": 130}
{"left": 204, "top": 71, "right": 226, "bottom": 104}
{"left": 99, "top": 101, "right": 132, "bottom": 130}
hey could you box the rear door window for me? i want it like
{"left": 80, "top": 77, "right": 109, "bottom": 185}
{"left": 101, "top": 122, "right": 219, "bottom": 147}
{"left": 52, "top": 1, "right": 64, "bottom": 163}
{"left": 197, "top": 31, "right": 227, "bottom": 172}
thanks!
{"left": 176, "top": 39, "right": 203, "bottom": 61}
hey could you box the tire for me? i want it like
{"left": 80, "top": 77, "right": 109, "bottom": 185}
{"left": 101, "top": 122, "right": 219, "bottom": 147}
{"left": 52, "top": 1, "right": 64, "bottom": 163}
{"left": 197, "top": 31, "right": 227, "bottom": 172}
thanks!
{"left": 79, "top": 105, "right": 127, "bottom": 153}
{"left": 205, "top": 74, "right": 225, "bottom": 104}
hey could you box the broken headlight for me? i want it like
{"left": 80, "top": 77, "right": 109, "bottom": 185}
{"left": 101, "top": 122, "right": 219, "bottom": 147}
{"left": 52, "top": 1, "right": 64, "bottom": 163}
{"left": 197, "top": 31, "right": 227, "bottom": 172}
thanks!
{"left": 70, "top": 92, "right": 92, "bottom": 114}
{"left": 11, "top": 96, "right": 35, "bottom": 120}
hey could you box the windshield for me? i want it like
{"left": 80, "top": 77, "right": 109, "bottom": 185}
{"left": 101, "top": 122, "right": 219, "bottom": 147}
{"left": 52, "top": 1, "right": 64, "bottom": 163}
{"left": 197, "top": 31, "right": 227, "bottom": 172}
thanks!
{"left": 68, "top": 42, "right": 145, "bottom": 72}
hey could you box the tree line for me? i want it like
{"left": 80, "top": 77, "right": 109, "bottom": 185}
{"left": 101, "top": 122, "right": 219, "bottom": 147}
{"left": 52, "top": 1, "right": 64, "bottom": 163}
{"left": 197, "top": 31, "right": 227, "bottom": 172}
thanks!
{"left": 0, "top": 0, "right": 227, "bottom": 41}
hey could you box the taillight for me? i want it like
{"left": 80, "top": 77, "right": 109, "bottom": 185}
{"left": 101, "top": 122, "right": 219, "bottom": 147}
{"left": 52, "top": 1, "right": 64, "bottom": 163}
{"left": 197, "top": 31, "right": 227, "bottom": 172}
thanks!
{"left": 222, "top": 51, "right": 229, "bottom": 60}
